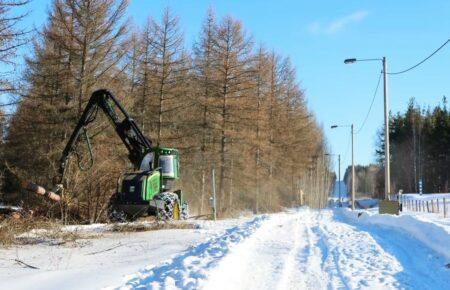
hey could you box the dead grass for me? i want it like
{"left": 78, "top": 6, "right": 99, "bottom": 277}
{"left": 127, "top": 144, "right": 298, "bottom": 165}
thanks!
{"left": 0, "top": 219, "right": 196, "bottom": 247}
{"left": 0, "top": 218, "right": 87, "bottom": 247}
{"left": 110, "top": 221, "right": 196, "bottom": 232}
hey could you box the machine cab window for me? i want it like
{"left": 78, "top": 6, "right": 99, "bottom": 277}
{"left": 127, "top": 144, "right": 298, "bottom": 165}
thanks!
{"left": 159, "top": 155, "right": 176, "bottom": 178}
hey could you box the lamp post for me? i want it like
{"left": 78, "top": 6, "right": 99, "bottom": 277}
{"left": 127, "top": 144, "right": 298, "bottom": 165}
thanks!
{"left": 344, "top": 57, "right": 390, "bottom": 199}
{"left": 331, "top": 124, "right": 355, "bottom": 210}
{"left": 325, "top": 153, "right": 341, "bottom": 207}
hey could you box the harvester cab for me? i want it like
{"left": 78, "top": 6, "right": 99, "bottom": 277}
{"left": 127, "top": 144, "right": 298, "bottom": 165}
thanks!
{"left": 112, "top": 147, "right": 186, "bottom": 221}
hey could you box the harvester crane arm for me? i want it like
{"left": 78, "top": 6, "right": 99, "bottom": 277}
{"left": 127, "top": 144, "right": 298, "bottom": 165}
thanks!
{"left": 58, "top": 89, "right": 152, "bottom": 184}
{"left": 20, "top": 89, "right": 187, "bottom": 221}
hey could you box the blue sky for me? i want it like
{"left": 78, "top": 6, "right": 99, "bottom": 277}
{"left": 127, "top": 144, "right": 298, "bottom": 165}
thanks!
{"left": 6, "top": 0, "right": 450, "bottom": 175}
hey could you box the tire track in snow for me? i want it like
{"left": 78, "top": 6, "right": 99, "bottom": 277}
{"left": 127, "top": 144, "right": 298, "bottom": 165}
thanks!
{"left": 202, "top": 212, "right": 301, "bottom": 290}
{"left": 313, "top": 211, "right": 403, "bottom": 289}
{"left": 311, "top": 224, "right": 352, "bottom": 290}
{"left": 275, "top": 213, "right": 302, "bottom": 290}
{"left": 110, "top": 215, "right": 268, "bottom": 290}
{"left": 276, "top": 210, "right": 330, "bottom": 290}
{"left": 111, "top": 208, "right": 450, "bottom": 290}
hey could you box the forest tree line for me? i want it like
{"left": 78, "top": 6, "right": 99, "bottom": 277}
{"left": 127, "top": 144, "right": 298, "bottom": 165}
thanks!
{"left": 343, "top": 164, "right": 380, "bottom": 198}
{"left": 375, "top": 98, "right": 450, "bottom": 195}
{"left": 343, "top": 98, "right": 449, "bottom": 198}
{"left": 0, "top": 0, "right": 331, "bottom": 222}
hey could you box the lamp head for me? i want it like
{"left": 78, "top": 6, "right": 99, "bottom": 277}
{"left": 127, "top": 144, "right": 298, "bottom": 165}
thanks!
{"left": 344, "top": 58, "right": 357, "bottom": 64}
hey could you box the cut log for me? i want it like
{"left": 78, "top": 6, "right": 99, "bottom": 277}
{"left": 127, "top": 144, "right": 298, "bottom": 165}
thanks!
{"left": 20, "top": 180, "right": 61, "bottom": 202}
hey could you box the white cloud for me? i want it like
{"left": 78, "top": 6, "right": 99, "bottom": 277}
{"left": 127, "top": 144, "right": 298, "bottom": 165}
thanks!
{"left": 308, "top": 10, "right": 369, "bottom": 35}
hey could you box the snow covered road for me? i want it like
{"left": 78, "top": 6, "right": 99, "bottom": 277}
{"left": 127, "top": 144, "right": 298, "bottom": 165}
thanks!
{"left": 1, "top": 208, "right": 448, "bottom": 289}
{"left": 115, "top": 208, "right": 450, "bottom": 290}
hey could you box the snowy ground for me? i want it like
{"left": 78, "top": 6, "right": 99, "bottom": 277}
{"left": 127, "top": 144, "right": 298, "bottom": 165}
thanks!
{"left": 1, "top": 183, "right": 450, "bottom": 290}
{"left": 2, "top": 207, "right": 448, "bottom": 290}
{"left": 0, "top": 219, "right": 249, "bottom": 290}
{"left": 115, "top": 208, "right": 449, "bottom": 290}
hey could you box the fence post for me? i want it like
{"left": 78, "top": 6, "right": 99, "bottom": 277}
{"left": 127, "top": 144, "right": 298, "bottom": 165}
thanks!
{"left": 444, "top": 198, "right": 447, "bottom": 218}
{"left": 431, "top": 200, "right": 435, "bottom": 213}
{"left": 437, "top": 199, "right": 440, "bottom": 213}
{"left": 211, "top": 168, "right": 217, "bottom": 221}
{"left": 415, "top": 200, "right": 418, "bottom": 211}
{"left": 426, "top": 201, "right": 430, "bottom": 213}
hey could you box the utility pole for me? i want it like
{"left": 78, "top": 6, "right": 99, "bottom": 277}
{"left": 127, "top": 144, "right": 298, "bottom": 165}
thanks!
{"left": 325, "top": 153, "right": 342, "bottom": 208}
{"left": 330, "top": 124, "right": 355, "bottom": 209}
{"left": 344, "top": 57, "right": 391, "bottom": 200}
{"left": 338, "top": 154, "right": 341, "bottom": 207}
{"left": 351, "top": 124, "right": 355, "bottom": 210}
{"left": 382, "top": 57, "right": 391, "bottom": 199}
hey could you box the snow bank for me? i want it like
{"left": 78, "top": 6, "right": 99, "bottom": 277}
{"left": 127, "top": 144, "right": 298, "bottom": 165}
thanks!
{"left": 340, "top": 209, "right": 450, "bottom": 261}
{"left": 355, "top": 198, "right": 378, "bottom": 209}
{"left": 112, "top": 215, "right": 268, "bottom": 290}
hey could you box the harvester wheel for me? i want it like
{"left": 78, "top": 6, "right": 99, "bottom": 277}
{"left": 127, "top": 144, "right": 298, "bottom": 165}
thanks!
{"left": 156, "top": 192, "right": 180, "bottom": 221}
{"left": 181, "top": 202, "right": 189, "bottom": 220}
{"left": 107, "top": 194, "right": 128, "bottom": 222}
{"left": 108, "top": 207, "right": 127, "bottom": 223}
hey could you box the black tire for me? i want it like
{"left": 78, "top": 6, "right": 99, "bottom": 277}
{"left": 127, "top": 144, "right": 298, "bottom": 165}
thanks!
{"left": 181, "top": 202, "right": 189, "bottom": 220}
{"left": 107, "top": 194, "right": 128, "bottom": 223}
{"left": 156, "top": 192, "right": 180, "bottom": 221}
{"left": 108, "top": 207, "right": 128, "bottom": 223}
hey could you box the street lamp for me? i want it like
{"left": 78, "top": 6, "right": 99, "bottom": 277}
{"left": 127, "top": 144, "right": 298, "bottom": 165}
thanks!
{"left": 344, "top": 58, "right": 356, "bottom": 64}
{"left": 325, "top": 153, "right": 341, "bottom": 207}
{"left": 344, "top": 57, "right": 391, "bottom": 200}
{"left": 331, "top": 124, "right": 355, "bottom": 210}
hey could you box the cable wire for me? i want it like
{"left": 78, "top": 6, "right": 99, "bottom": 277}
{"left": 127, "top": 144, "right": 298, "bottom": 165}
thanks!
{"left": 388, "top": 38, "right": 450, "bottom": 75}
{"left": 356, "top": 71, "right": 382, "bottom": 134}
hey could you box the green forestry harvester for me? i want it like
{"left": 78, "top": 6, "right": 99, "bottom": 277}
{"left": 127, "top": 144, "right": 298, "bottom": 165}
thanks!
{"left": 31, "top": 89, "right": 188, "bottom": 222}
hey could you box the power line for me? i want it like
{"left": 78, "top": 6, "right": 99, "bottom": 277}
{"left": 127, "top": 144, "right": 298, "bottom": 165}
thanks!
{"left": 356, "top": 71, "right": 382, "bottom": 134}
{"left": 388, "top": 38, "right": 450, "bottom": 75}
{"left": 0, "top": 100, "right": 21, "bottom": 107}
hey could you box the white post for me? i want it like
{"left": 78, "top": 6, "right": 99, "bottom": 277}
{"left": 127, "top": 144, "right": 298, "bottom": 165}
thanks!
{"left": 351, "top": 124, "right": 355, "bottom": 210}
{"left": 212, "top": 168, "right": 217, "bottom": 221}
{"left": 444, "top": 198, "right": 447, "bottom": 218}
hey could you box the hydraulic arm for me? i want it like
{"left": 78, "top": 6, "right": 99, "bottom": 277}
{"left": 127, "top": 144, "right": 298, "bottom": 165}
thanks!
{"left": 58, "top": 89, "right": 152, "bottom": 184}
{"left": 21, "top": 89, "right": 187, "bottom": 221}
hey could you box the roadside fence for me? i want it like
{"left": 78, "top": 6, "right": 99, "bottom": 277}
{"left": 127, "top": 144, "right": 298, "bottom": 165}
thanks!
{"left": 401, "top": 194, "right": 450, "bottom": 218}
